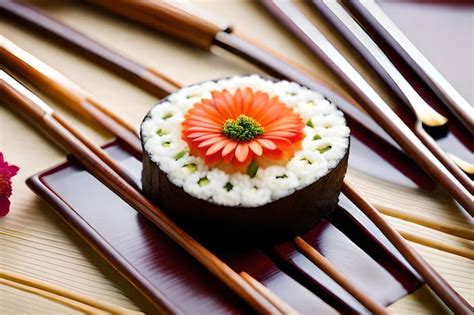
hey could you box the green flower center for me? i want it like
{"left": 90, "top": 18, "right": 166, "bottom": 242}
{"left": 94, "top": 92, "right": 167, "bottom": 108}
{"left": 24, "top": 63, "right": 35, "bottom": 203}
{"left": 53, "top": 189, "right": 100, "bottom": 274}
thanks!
{"left": 222, "top": 115, "right": 264, "bottom": 141}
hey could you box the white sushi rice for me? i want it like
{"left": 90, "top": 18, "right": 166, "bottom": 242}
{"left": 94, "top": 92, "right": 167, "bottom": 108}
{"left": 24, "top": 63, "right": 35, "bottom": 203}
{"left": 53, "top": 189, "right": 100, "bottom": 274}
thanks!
{"left": 141, "top": 75, "right": 350, "bottom": 207}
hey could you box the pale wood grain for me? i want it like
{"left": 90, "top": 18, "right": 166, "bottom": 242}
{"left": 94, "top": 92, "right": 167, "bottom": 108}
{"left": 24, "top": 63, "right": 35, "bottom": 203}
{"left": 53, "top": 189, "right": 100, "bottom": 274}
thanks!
{"left": 0, "top": 1, "right": 472, "bottom": 314}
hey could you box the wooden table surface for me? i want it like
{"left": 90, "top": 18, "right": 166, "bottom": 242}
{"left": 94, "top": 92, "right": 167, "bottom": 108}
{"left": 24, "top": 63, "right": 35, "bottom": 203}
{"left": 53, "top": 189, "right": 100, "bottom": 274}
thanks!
{"left": 1, "top": 1, "right": 472, "bottom": 314}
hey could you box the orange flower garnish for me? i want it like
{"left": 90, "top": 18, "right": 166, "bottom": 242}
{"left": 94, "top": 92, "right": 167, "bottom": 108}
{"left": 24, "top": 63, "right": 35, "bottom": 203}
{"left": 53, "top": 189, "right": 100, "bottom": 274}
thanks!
{"left": 182, "top": 88, "right": 304, "bottom": 171}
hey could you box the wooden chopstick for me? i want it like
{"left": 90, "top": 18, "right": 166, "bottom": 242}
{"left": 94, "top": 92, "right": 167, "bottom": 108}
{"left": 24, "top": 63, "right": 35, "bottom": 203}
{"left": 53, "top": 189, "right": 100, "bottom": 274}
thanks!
{"left": 0, "top": 0, "right": 178, "bottom": 98}
{"left": 1, "top": 270, "right": 140, "bottom": 314}
{"left": 0, "top": 71, "right": 280, "bottom": 315}
{"left": 398, "top": 230, "right": 473, "bottom": 260}
{"left": 240, "top": 272, "right": 297, "bottom": 315}
{"left": 0, "top": 37, "right": 143, "bottom": 156}
{"left": 294, "top": 237, "right": 387, "bottom": 314}
{"left": 376, "top": 204, "right": 474, "bottom": 241}
{"left": 342, "top": 181, "right": 473, "bottom": 314}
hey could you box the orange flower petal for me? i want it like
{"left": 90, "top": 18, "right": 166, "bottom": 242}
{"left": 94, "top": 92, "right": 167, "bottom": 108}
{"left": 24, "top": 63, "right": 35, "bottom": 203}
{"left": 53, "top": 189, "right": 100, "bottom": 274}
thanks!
{"left": 248, "top": 140, "right": 263, "bottom": 156}
{"left": 242, "top": 88, "right": 254, "bottom": 115}
{"left": 264, "top": 131, "right": 300, "bottom": 138}
{"left": 235, "top": 143, "right": 250, "bottom": 162}
{"left": 222, "top": 141, "right": 238, "bottom": 157}
{"left": 223, "top": 151, "right": 235, "bottom": 163}
{"left": 192, "top": 134, "right": 220, "bottom": 142}
{"left": 212, "top": 91, "right": 235, "bottom": 119}
{"left": 206, "top": 139, "right": 230, "bottom": 156}
{"left": 201, "top": 99, "right": 227, "bottom": 121}
{"left": 205, "top": 152, "right": 222, "bottom": 165}
{"left": 182, "top": 120, "right": 220, "bottom": 129}
{"left": 186, "top": 132, "right": 209, "bottom": 139}
{"left": 186, "top": 126, "right": 222, "bottom": 133}
{"left": 256, "top": 138, "right": 277, "bottom": 151}
{"left": 185, "top": 113, "right": 222, "bottom": 126}
{"left": 249, "top": 92, "right": 269, "bottom": 118}
{"left": 198, "top": 136, "right": 226, "bottom": 148}
{"left": 233, "top": 89, "right": 243, "bottom": 116}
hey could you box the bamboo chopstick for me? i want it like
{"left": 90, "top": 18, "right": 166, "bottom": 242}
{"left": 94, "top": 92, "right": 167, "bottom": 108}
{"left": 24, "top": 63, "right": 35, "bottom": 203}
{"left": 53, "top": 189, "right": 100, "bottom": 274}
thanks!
{"left": 375, "top": 204, "right": 474, "bottom": 241}
{"left": 1, "top": 271, "right": 140, "bottom": 314}
{"left": 342, "top": 181, "right": 472, "bottom": 314}
{"left": 398, "top": 230, "right": 473, "bottom": 260}
{"left": 294, "top": 237, "right": 387, "bottom": 314}
{"left": 0, "top": 70, "right": 280, "bottom": 315}
{"left": 0, "top": 36, "right": 143, "bottom": 155}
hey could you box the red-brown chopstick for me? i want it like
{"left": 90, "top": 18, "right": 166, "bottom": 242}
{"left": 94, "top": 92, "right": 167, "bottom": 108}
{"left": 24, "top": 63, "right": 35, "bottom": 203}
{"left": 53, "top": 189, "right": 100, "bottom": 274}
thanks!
{"left": 342, "top": 181, "right": 473, "bottom": 314}
{"left": 294, "top": 237, "right": 387, "bottom": 314}
{"left": 0, "top": 37, "right": 143, "bottom": 155}
{"left": 0, "top": 70, "right": 280, "bottom": 315}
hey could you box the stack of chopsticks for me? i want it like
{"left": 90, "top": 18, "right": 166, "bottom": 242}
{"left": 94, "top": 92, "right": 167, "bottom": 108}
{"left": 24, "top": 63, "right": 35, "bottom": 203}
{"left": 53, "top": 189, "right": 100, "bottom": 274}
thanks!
{"left": 1, "top": 1, "right": 472, "bottom": 314}
{"left": 261, "top": 0, "right": 473, "bottom": 198}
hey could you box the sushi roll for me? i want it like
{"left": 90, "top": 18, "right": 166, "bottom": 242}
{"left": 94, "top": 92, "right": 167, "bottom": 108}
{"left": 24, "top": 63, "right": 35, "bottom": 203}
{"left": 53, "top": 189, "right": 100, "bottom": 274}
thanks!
{"left": 141, "top": 75, "right": 349, "bottom": 237}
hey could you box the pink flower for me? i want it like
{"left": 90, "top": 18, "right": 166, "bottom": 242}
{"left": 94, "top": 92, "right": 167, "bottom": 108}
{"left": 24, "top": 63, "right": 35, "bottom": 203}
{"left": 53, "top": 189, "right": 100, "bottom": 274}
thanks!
{"left": 0, "top": 153, "right": 19, "bottom": 217}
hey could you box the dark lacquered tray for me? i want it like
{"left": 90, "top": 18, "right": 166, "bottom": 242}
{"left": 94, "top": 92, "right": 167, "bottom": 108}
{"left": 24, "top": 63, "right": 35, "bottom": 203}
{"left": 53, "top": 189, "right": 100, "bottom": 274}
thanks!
{"left": 27, "top": 139, "right": 423, "bottom": 314}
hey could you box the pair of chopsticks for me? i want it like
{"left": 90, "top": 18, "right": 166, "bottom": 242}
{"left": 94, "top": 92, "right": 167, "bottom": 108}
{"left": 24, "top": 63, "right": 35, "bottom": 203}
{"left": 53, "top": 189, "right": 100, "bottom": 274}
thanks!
{"left": 0, "top": 70, "right": 286, "bottom": 314}
{"left": 347, "top": 0, "right": 473, "bottom": 135}
{"left": 1, "top": 38, "right": 387, "bottom": 314}
{"left": 1, "top": 270, "right": 140, "bottom": 314}
{"left": 311, "top": 0, "right": 472, "bottom": 184}
{"left": 258, "top": 0, "right": 471, "bottom": 214}
{"left": 2, "top": 37, "right": 470, "bottom": 314}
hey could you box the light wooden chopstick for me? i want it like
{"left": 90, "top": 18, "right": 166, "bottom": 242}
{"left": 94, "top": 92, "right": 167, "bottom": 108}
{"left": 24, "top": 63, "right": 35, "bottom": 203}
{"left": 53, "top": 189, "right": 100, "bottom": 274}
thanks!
{"left": 375, "top": 204, "right": 473, "bottom": 241}
{"left": 1, "top": 270, "right": 140, "bottom": 314}
{"left": 0, "top": 70, "right": 281, "bottom": 315}
{"left": 0, "top": 36, "right": 142, "bottom": 155}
